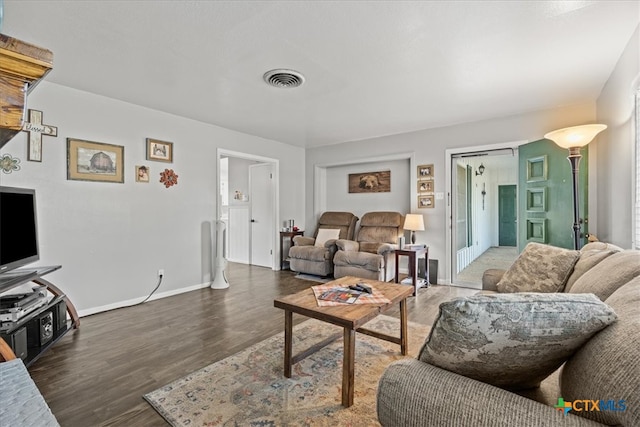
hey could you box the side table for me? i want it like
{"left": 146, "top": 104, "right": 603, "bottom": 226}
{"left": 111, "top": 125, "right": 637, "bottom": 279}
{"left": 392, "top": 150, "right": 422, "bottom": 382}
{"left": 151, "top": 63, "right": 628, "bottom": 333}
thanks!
{"left": 280, "top": 230, "right": 304, "bottom": 270}
{"left": 394, "top": 245, "right": 429, "bottom": 296}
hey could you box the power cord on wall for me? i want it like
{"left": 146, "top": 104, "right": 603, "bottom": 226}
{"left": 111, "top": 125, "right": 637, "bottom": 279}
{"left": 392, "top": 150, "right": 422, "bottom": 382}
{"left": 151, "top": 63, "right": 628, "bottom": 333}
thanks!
{"left": 130, "top": 273, "right": 163, "bottom": 307}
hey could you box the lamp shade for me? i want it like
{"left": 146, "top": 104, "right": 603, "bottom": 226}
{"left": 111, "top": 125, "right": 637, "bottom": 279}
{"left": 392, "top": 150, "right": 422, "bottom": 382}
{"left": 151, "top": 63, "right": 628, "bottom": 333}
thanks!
{"left": 404, "top": 214, "right": 425, "bottom": 231}
{"left": 544, "top": 124, "right": 607, "bottom": 149}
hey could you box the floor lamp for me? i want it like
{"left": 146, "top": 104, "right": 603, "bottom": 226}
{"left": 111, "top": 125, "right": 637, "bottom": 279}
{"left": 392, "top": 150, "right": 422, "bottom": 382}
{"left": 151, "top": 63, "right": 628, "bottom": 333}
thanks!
{"left": 544, "top": 124, "right": 607, "bottom": 250}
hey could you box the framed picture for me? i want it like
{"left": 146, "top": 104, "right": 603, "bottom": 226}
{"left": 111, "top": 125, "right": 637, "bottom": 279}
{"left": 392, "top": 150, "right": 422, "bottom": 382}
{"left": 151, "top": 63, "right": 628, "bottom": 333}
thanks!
{"left": 146, "top": 138, "right": 173, "bottom": 163}
{"left": 417, "top": 164, "right": 434, "bottom": 178}
{"left": 417, "top": 179, "right": 434, "bottom": 193}
{"left": 418, "top": 194, "right": 435, "bottom": 209}
{"left": 67, "top": 138, "right": 124, "bottom": 183}
{"left": 526, "top": 155, "right": 547, "bottom": 182}
{"left": 348, "top": 170, "right": 391, "bottom": 193}
{"left": 136, "top": 165, "right": 150, "bottom": 183}
{"left": 526, "top": 187, "right": 546, "bottom": 211}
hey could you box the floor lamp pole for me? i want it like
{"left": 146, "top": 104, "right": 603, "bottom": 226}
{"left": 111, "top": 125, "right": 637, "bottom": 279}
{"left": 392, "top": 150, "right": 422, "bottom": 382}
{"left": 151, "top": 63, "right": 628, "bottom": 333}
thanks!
{"left": 568, "top": 147, "right": 582, "bottom": 250}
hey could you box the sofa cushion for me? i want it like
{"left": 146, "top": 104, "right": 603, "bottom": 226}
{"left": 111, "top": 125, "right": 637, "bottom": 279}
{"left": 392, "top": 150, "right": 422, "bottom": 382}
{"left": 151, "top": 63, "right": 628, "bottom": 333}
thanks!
{"left": 314, "top": 228, "right": 340, "bottom": 247}
{"left": 496, "top": 243, "right": 579, "bottom": 293}
{"left": 561, "top": 276, "right": 640, "bottom": 426}
{"left": 418, "top": 293, "right": 617, "bottom": 390}
{"left": 564, "top": 249, "right": 617, "bottom": 292}
{"left": 289, "top": 245, "right": 332, "bottom": 262}
{"left": 333, "top": 250, "right": 382, "bottom": 272}
{"left": 568, "top": 250, "right": 640, "bottom": 301}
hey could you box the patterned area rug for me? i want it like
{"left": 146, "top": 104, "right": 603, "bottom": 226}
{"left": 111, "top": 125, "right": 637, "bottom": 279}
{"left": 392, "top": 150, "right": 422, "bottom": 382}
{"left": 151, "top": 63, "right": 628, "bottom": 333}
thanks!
{"left": 144, "top": 315, "right": 430, "bottom": 426}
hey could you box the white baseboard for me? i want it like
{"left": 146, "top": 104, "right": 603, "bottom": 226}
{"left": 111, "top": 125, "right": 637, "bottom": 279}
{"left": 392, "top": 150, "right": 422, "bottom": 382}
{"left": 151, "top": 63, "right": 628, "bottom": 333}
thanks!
{"left": 77, "top": 282, "right": 211, "bottom": 317}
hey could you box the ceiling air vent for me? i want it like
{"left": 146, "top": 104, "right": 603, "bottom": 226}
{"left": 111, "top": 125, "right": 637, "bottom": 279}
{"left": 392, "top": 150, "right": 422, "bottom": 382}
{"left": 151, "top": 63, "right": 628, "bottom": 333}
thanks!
{"left": 263, "top": 69, "right": 305, "bottom": 88}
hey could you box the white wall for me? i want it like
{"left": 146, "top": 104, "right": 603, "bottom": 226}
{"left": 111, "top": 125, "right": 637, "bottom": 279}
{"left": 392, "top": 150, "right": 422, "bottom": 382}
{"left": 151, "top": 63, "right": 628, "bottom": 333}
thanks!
{"left": 0, "top": 82, "right": 305, "bottom": 315}
{"left": 596, "top": 24, "right": 640, "bottom": 248}
{"left": 324, "top": 159, "right": 410, "bottom": 226}
{"left": 306, "top": 104, "right": 596, "bottom": 283}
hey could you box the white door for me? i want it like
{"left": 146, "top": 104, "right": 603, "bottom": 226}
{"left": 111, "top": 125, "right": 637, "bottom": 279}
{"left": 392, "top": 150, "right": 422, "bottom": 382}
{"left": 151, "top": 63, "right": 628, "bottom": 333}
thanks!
{"left": 249, "top": 163, "right": 274, "bottom": 268}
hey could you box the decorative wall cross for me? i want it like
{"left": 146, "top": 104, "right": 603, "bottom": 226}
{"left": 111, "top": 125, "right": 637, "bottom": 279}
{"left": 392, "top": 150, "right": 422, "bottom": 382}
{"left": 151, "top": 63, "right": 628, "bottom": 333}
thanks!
{"left": 22, "top": 109, "right": 58, "bottom": 162}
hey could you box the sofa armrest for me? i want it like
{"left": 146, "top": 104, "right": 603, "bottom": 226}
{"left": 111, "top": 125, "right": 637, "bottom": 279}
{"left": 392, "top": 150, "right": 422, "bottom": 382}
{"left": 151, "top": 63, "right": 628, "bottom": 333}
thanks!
{"left": 377, "top": 359, "right": 601, "bottom": 427}
{"left": 323, "top": 239, "right": 338, "bottom": 249}
{"left": 481, "top": 268, "right": 506, "bottom": 291}
{"left": 336, "top": 239, "right": 359, "bottom": 252}
{"left": 292, "top": 236, "right": 315, "bottom": 246}
{"left": 377, "top": 243, "right": 398, "bottom": 255}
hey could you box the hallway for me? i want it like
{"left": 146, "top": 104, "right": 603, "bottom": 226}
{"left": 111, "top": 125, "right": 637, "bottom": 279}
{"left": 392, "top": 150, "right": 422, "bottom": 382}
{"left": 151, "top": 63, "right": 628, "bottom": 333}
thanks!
{"left": 456, "top": 246, "right": 518, "bottom": 285}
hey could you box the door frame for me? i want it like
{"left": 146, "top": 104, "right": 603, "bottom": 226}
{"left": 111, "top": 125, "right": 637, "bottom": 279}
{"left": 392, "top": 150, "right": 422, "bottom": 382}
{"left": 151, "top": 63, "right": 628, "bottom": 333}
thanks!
{"left": 445, "top": 140, "right": 525, "bottom": 287}
{"left": 217, "top": 148, "right": 280, "bottom": 270}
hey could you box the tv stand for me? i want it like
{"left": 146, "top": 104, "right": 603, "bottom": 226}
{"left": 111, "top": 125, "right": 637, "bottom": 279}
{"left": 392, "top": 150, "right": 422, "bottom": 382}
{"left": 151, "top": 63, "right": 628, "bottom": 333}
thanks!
{"left": 0, "top": 266, "right": 79, "bottom": 366}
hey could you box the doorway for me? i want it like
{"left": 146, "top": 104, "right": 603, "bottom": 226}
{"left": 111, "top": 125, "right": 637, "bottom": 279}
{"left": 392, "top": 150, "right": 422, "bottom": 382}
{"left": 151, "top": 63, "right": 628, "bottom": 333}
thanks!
{"left": 217, "top": 149, "right": 279, "bottom": 270}
{"left": 499, "top": 185, "right": 517, "bottom": 246}
{"left": 446, "top": 145, "right": 520, "bottom": 288}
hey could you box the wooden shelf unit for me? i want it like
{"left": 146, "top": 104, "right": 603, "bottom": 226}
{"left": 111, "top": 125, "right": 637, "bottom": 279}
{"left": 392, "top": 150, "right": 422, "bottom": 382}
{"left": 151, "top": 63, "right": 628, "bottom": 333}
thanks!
{"left": 0, "top": 33, "right": 53, "bottom": 148}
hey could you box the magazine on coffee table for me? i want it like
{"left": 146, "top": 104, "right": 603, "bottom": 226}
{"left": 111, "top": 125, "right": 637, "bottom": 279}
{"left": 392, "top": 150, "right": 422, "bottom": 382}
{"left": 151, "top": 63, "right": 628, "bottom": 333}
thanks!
{"left": 317, "top": 287, "right": 363, "bottom": 304}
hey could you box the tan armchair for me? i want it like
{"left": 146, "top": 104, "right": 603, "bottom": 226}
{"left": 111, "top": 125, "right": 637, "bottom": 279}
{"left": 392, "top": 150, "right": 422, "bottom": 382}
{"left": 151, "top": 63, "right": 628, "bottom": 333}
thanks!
{"left": 288, "top": 212, "right": 359, "bottom": 277}
{"left": 333, "top": 211, "right": 404, "bottom": 282}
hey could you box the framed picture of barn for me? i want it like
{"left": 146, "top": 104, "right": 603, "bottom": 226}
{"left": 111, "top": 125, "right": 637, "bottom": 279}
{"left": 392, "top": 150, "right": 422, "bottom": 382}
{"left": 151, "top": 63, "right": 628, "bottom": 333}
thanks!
{"left": 67, "top": 138, "right": 125, "bottom": 183}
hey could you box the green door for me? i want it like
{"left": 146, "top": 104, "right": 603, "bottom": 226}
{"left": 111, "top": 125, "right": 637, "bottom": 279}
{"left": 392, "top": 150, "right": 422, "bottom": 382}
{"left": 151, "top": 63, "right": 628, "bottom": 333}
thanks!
{"left": 518, "top": 139, "right": 588, "bottom": 251}
{"left": 498, "top": 185, "right": 517, "bottom": 246}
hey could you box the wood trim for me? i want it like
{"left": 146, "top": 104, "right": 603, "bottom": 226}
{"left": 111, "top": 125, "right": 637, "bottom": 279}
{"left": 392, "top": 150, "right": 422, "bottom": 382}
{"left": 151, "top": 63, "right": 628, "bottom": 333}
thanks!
{"left": 0, "top": 337, "right": 17, "bottom": 362}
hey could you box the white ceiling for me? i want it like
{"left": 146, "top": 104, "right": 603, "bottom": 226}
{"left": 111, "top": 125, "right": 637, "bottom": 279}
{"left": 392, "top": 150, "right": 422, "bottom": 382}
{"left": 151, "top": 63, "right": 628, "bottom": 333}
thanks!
{"left": 3, "top": 1, "right": 638, "bottom": 148}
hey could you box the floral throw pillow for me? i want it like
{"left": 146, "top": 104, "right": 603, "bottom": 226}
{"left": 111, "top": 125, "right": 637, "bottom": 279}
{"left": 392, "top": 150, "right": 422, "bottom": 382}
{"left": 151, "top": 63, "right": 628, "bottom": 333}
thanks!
{"left": 496, "top": 242, "right": 580, "bottom": 293}
{"left": 418, "top": 293, "right": 617, "bottom": 390}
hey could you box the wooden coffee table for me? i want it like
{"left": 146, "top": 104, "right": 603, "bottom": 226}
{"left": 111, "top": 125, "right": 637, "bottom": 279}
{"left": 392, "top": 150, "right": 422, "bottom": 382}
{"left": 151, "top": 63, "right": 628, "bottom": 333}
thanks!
{"left": 273, "top": 276, "right": 413, "bottom": 407}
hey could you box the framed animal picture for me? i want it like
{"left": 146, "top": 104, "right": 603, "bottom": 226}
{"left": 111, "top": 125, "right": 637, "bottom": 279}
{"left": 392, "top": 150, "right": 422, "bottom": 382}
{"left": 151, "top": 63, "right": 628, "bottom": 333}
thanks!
{"left": 348, "top": 170, "right": 391, "bottom": 193}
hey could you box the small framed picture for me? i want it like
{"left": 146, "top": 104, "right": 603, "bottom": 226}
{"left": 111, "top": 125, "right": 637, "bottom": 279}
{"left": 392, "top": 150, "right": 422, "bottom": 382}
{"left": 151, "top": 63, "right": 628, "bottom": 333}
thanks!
{"left": 67, "top": 138, "right": 124, "bottom": 183}
{"left": 146, "top": 138, "right": 173, "bottom": 163}
{"left": 417, "top": 164, "right": 434, "bottom": 178}
{"left": 417, "top": 179, "right": 434, "bottom": 193}
{"left": 418, "top": 194, "right": 435, "bottom": 209}
{"left": 136, "top": 165, "right": 150, "bottom": 183}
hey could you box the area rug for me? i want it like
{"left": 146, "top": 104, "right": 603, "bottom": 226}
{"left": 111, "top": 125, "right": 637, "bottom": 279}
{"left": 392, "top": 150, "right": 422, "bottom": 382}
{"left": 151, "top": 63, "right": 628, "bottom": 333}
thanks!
{"left": 144, "top": 315, "right": 430, "bottom": 426}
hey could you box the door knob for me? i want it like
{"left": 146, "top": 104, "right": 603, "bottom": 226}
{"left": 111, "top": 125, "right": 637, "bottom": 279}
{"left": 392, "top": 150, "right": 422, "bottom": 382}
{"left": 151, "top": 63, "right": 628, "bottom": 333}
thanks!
{"left": 251, "top": 219, "right": 256, "bottom": 223}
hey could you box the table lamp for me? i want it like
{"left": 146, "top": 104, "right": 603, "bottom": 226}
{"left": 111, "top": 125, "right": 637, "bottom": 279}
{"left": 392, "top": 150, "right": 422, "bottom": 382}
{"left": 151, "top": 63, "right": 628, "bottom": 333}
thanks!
{"left": 404, "top": 214, "right": 425, "bottom": 244}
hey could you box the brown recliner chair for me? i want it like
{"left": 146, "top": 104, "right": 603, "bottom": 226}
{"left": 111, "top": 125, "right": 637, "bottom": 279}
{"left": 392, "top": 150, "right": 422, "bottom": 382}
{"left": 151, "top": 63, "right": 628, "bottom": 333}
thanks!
{"left": 333, "top": 211, "right": 404, "bottom": 282}
{"left": 288, "top": 212, "right": 359, "bottom": 277}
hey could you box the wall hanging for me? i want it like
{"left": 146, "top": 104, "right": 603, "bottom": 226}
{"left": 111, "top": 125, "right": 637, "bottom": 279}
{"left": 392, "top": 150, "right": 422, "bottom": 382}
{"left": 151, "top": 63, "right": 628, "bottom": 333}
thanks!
{"left": 348, "top": 170, "right": 390, "bottom": 193}
{"left": 417, "top": 164, "right": 435, "bottom": 208}
{"left": 0, "top": 153, "right": 20, "bottom": 173}
{"left": 67, "top": 138, "right": 124, "bottom": 183}
{"left": 136, "top": 165, "right": 150, "bottom": 183}
{"left": 146, "top": 138, "right": 173, "bottom": 163}
{"left": 22, "top": 109, "right": 58, "bottom": 162}
{"left": 160, "top": 168, "right": 178, "bottom": 188}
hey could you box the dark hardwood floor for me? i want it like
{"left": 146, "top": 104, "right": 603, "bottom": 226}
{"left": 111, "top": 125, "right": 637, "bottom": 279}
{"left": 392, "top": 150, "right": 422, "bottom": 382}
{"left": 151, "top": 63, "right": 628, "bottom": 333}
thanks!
{"left": 27, "top": 263, "right": 477, "bottom": 426}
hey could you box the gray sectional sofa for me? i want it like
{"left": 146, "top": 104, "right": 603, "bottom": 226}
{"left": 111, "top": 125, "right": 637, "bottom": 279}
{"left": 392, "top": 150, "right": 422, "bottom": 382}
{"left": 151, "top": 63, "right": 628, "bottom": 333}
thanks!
{"left": 377, "top": 242, "right": 640, "bottom": 426}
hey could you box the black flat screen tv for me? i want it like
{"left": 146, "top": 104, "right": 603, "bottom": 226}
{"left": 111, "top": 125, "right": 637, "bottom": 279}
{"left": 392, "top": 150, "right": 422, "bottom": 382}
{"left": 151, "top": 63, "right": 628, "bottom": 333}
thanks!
{"left": 0, "top": 186, "right": 40, "bottom": 273}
